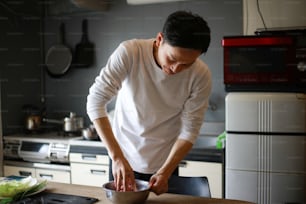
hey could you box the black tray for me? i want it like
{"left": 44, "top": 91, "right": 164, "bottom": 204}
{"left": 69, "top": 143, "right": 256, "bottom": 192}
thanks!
{"left": 11, "top": 192, "right": 99, "bottom": 204}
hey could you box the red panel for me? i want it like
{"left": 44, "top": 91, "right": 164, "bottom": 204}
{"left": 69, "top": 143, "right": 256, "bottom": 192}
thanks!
{"left": 222, "top": 36, "right": 293, "bottom": 47}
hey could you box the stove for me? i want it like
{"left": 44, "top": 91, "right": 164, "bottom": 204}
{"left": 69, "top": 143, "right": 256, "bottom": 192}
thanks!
{"left": 69, "top": 137, "right": 107, "bottom": 155}
{"left": 3, "top": 132, "right": 82, "bottom": 164}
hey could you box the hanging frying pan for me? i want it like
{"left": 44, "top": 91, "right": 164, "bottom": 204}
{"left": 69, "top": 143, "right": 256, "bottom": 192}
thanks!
{"left": 72, "top": 19, "right": 95, "bottom": 68}
{"left": 45, "top": 23, "right": 72, "bottom": 77}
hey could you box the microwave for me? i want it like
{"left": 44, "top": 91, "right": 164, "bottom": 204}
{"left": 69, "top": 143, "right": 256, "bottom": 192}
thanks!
{"left": 222, "top": 33, "right": 306, "bottom": 92}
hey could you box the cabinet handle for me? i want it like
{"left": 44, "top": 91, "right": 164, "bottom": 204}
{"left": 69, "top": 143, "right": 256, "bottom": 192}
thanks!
{"left": 82, "top": 154, "right": 97, "bottom": 161}
{"left": 19, "top": 171, "right": 32, "bottom": 177}
{"left": 90, "top": 169, "right": 106, "bottom": 175}
{"left": 39, "top": 173, "right": 54, "bottom": 180}
{"left": 179, "top": 161, "right": 187, "bottom": 168}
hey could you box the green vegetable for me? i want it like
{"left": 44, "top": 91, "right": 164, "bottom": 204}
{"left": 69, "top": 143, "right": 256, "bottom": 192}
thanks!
{"left": 0, "top": 176, "right": 47, "bottom": 203}
{"left": 0, "top": 177, "right": 32, "bottom": 198}
{"left": 13, "top": 180, "right": 47, "bottom": 201}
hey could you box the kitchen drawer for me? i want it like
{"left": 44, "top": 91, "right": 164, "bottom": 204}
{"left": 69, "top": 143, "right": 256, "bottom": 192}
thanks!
{"left": 70, "top": 153, "right": 109, "bottom": 165}
{"left": 4, "top": 165, "right": 35, "bottom": 177}
{"left": 36, "top": 168, "right": 70, "bottom": 184}
{"left": 179, "top": 160, "right": 222, "bottom": 198}
{"left": 71, "top": 163, "right": 109, "bottom": 187}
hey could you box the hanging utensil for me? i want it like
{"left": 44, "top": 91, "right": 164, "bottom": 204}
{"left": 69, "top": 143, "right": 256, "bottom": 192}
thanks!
{"left": 72, "top": 19, "right": 95, "bottom": 68}
{"left": 45, "top": 23, "right": 72, "bottom": 76}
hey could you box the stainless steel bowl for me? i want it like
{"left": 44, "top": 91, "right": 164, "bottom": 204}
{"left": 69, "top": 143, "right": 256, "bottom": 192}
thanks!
{"left": 102, "top": 179, "right": 150, "bottom": 204}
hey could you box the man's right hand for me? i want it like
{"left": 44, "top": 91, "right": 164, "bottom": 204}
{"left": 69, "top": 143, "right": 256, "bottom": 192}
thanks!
{"left": 112, "top": 157, "right": 136, "bottom": 192}
{"left": 93, "top": 118, "right": 136, "bottom": 191}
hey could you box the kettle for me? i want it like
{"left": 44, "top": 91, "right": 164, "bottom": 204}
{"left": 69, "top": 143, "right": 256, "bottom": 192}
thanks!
{"left": 25, "top": 114, "right": 42, "bottom": 131}
{"left": 82, "top": 124, "right": 98, "bottom": 140}
{"left": 23, "top": 104, "right": 44, "bottom": 132}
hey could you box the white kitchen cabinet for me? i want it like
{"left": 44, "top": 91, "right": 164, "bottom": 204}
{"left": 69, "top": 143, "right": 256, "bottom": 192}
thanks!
{"left": 179, "top": 160, "right": 223, "bottom": 198}
{"left": 3, "top": 162, "right": 71, "bottom": 184}
{"left": 70, "top": 153, "right": 109, "bottom": 187}
{"left": 35, "top": 168, "right": 70, "bottom": 184}
{"left": 4, "top": 165, "right": 35, "bottom": 177}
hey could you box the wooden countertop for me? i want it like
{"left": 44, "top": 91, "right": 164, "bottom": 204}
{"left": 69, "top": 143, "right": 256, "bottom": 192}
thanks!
{"left": 46, "top": 182, "right": 254, "bottom": 204}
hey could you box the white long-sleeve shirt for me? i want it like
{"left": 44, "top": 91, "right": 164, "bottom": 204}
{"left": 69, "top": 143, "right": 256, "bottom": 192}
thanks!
{"left": 87, "top": 38, "right": 211, "bottom": 173}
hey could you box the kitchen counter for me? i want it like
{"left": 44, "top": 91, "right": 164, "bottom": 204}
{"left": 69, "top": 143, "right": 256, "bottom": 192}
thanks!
{"left": 185, "top": 136, "right": 224, "bottom": 162}
{"left": 46, "top": 181, "right": 254, "bottom": 204}
{"left": 69, "top": 135, "right": 224, "bottom": 163}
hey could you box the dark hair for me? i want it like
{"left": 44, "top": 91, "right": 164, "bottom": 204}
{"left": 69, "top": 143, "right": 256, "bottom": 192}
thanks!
{"left": 162, "top": 11, "right": 211, "bottom": 53}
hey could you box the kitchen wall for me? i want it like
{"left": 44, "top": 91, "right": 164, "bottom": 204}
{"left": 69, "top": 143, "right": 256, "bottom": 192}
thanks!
{"left": 43, "top": 0, "right": 243, "bottom": 127}
{"left": 0, "top": 0, "right": 243, "bottom": 134}
{"left": 243, "top": 0, "right": 306, "bottom": 35}
{"left": 0, "top": 0, "right": 43, "bottom": 134}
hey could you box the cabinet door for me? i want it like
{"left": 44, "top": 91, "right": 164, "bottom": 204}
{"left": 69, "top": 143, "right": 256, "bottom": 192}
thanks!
{"left": 4, "top": 165, "right": 35, "bottom": 177}
{"left": 70, "top": 153, "right": 109, "bottom": 165}
{"left": 179, "top": 160, "right": 222, "bottom": 198}
{"left": 35, "top": 169, "right": 70, "bottom": 184}
{"left": 71, "top": 163, "right": 109, "bottom": 187}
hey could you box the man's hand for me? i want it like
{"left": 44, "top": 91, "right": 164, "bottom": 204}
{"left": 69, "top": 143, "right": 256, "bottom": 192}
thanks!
{"left": 149, "top": 173, "right": 169, "bottom": 195}
{"left": 93, "top": 118, "right": 136, "bottom": 191}
{"left": 113, "top": 157, "right": 136, "bottom": 192}
{"left": 148, "top": 138, "right": 193, "bottom": 195}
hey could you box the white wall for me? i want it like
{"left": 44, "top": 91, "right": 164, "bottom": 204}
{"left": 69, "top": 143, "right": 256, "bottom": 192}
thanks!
{"left": 243, "top": 0, "right": 306, "bottom": 35}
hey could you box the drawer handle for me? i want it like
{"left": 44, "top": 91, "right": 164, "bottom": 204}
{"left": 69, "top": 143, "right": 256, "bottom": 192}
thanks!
{"left": 19, "top": 171, "right": 32, "bottom": 177}
{"left": 90, "top": 169, "right": 106, "bottom": 175}
{"left": 82, "top": 154, "right": 97, "bottom": 161}
{"left": 39, "top": 173, "right": 54, "bottom": 180}
{"left": 179, "top": 161, "right": 187, "bottom": 168}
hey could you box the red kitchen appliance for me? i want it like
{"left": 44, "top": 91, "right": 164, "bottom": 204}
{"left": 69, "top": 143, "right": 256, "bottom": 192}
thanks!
{"left": 222, "top": 29, "right": 306, "bottom": 92}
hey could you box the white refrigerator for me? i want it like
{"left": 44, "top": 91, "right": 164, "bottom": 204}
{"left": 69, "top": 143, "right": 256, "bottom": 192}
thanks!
{"left": 225, "top": 92, "right": 306, "bottom": 204}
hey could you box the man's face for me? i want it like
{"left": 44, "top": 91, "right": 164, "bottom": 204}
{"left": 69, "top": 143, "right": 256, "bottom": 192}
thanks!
{"left": 154, "top": 32, "right": 202, "bottom": 75}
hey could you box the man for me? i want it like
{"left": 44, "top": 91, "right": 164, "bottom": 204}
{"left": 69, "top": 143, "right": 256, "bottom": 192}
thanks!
{"left": 87, "top": 10, "right": 211, "bottom": 195}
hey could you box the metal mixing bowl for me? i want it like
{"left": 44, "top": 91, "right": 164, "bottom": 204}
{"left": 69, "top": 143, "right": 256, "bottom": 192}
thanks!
{"left": 102, "top": 179, "right": 150, "bottom": 204}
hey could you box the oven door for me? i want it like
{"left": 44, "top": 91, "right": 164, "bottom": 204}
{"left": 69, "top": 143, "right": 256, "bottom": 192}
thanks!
{"left": 19, "top": 141, "right": 50, "bottom": 163}
{"left": 222, "top": 36, "right": 301, "bottom": 92}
